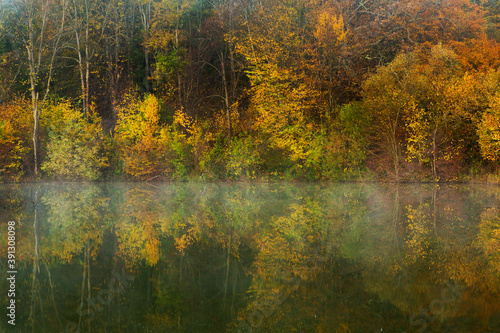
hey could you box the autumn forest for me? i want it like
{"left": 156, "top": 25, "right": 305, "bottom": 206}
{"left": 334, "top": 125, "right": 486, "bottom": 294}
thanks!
{"left": 2, "top": 0, "right": 500, "bottom": 182}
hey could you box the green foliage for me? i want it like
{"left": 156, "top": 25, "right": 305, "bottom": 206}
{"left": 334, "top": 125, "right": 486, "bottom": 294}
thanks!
{"left": 321, "top": 103, "right": 368, "bottom": 180}
{"left": 153, "top": 49, "right": 185, "bottom": 98}
{"left": 226, "top": 136, "right": 260, "bottom": 180}
{"left": 41, "top": 101, "right": 108, "bottom": 180}
{"left": 160, "top": 119, "right": 194, "bottom": 181}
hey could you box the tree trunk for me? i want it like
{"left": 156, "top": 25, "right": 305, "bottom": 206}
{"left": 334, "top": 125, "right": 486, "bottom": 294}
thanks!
{"left": 27, "top": 9, "right": 40, "bottom": 177}
{"left": 220, "top": 52, "right": 232, "bottom": 141}
{"left": 432, "top": 126, "right": 438, "bottom": 182}
{"left": 32, "top": 96, "right": 40, "bottom": 177}
{"left": 175, "top": 0, "right": 182, "bottom": 109}
{"left": 140, "top": 1, "right": 151, "bottom": 93}
{"left": 25, "top": 0, "right": 66, "bottom": 176}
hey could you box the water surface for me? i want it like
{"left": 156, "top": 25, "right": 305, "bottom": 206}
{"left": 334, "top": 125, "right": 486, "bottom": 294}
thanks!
{"left": 1, "top": 182, "right": 499, "bottom": 332}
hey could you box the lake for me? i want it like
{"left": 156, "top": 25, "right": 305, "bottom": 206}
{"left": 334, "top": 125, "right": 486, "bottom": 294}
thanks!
{"left": 1, "top": 182, "right": 499, "bottom": 332}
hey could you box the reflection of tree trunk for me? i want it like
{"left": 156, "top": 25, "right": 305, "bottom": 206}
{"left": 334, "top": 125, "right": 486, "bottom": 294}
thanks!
{"left": 178, "top": 254, "right": 183, "bottom": 330}
{"left": 43, "top": 260, "right": 63, "bottom": 330}
{"left": 223, "top": 232, "right": 232, "bottom": 309}
{"left": 87, "top": 244, "right": 91, "bottom": 332}
{"left": 147, "top": 267, "right": 151, "bottom": 307}
{"left": 78, "top": 247, "right": 87, "bottom": 329}
{"left": 432, "top": 185, "right": 439, "bottom": 239}
{"left": 231, "top": 265, "right": 237, "bottom": 319}
{"left": 29, "top": 189, "right": 40, "bottom": 329}
{"left": 28, "top": 188, "right": 63, "bottom": 330}
{"left": 392, "top": 186, "right": 400, "bottom": 248}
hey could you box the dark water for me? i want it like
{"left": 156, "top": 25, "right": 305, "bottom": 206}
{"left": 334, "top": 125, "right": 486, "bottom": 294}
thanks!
{"left": 0, "top": 182, "right": 499, "bottom": 332}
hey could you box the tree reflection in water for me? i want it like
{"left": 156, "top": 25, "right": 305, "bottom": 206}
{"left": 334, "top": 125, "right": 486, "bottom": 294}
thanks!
{"left": 0, "top": 183, "right": 499, "bottom": 332}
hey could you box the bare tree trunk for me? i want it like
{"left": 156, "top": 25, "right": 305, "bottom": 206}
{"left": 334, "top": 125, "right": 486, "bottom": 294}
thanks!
{"left": 84, "top": 0, "right": 90, "bottom": 116}
{"left": 392, "top": 108, "right": 401, "bottom": 182}
{"left": 26, "top": 2, "right": 40, "bottom": 177}
{"left": 432, "top": 126, "right": 438, "bottom": 182}
{"left": 106, "top": 39, "right": 120, "bottom": 127}
{"left": 139, "top": 1, "right": 151, "bottom": 93}
{"left": 24, "top": 0, "right": 66, "bottom": 176}
{"left": 228, "top": 0, "right": 238, "bottom": 102}
{"left": 220, "top": 52, "right": 232, "bottom": 141}
{"left": 72, "top": 0, "right": 87, "bottom": 117}
{"left": 175, "top": 0, "right": 182, "bottom": 109}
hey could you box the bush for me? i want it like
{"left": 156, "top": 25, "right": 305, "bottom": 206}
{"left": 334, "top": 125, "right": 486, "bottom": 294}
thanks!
{"left": 41, "top": 101, "right": 108, "bottom": 180}
{"left": 226, "top": 136, "right": 261, "bottom": 180}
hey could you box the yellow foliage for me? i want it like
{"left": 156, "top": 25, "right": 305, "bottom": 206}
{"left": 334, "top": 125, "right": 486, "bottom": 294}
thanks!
{"left": 41, "top": 101, "right": 108, "bottom": 180}
{"left": 116, "top": 189, "right": 164, "bottom": 267}
{"left": 478, "top": 92, "right": 500, "bottom": 161}
{"left": 115, "top": 94, "right": 167, "bottom": 178}
{"left": 313, "top": 10, "right": 347, "bottom": 48}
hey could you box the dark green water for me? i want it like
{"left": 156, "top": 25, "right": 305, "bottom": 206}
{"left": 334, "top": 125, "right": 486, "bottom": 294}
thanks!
{"left": 0, "top": 182, "right": 499, "bottom": 332}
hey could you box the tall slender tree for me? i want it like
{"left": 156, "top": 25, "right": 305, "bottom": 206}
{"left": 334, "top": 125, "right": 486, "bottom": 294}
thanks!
{"left": 18, "top": 0, "right": 67, "bottom": 176}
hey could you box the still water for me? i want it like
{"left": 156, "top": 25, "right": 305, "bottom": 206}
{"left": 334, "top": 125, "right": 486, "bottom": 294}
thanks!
{"left": 0, "top": 182, "right": 499, "bottom": 332}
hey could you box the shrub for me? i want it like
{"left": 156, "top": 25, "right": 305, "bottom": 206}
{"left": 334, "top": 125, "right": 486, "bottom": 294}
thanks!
{"left": 226, "top": 136, "right": 261, "bottom": 180}
{"left": 41, "top": 101, "right": 108, "bottom": 180}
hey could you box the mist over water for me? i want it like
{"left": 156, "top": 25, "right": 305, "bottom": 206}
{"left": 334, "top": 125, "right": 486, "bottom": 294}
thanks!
{"left": 0, "top": 182, "right": 499, "bottom": 332}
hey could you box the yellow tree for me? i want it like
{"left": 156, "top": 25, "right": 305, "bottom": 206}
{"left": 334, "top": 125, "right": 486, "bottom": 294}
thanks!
{"left": 114, "top": 93, "right": 167, "bottom": 179}
{"left": 234, "top": 0, "right": 325, "bottom": 175}
{"left": 363, "top": 44, "right": 476, "bottom": 181}
{"left": 361, "top": 52, "right": 416, "bottom": 181}
{"left": 307, "top": 3, "right": 348, "bottom": 112}
{"left": 405, "top": 45, "right": 473, "bottom": 181}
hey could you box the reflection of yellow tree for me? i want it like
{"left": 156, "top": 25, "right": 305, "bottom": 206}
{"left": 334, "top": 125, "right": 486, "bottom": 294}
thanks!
{"left": 403, "top": 205, "right": 442, "bottom": 271}
{"left": 477, "top": 208, "right": 500, "bottom": 291}
{"left": 116, "top": 188, "right": 166, "bottom": 267}
{"left": 235, "top": 203, "right": 326, "bottom": 331}
{"left": 42, "top": 185, "right": 108, "bottom": 262}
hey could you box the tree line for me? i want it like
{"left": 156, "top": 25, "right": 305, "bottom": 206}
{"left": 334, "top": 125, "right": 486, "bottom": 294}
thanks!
{"left": 1, "top": 0, "right": 500, "bottom": 181}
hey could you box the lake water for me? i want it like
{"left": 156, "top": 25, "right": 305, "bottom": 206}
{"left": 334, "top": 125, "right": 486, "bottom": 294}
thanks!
{"left": 1, "top": 182, "right": 499, "bottom": 332}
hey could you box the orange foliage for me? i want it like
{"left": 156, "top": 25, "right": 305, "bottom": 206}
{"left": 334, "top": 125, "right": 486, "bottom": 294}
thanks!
{"left": 0, "top": 97, "right": 32, "bottom": 179}
{"left": 450, "top": 38, "right": 500, "bottom": 72}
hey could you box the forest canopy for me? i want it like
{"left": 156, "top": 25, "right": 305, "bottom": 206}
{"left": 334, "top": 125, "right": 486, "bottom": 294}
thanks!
{"left": 1, "top": 0, "right": 500, "bottom": 182}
